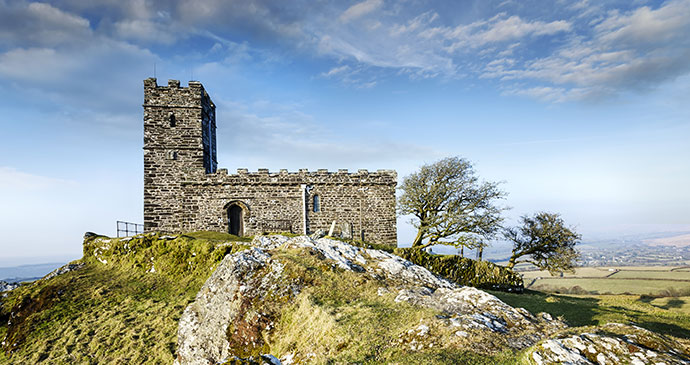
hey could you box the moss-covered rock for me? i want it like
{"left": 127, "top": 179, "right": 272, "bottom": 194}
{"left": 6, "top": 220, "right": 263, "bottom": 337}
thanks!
{"left": 528, "top": 323, "right": 690, "bottom": 364}
{"left": 176, "top": 235, "right": 561, "bottom": 364}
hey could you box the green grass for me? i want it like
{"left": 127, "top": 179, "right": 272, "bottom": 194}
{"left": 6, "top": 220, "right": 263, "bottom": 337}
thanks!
{"left": 527, "top": 277, "right": 690, "bottom": 295}
{"left": 0, "top": 233, "right": 243, "bottom": 364}
{"left": 184, "top": 231, "right": 253, "bottom": 242}
{"left": 649, "top": 296, "right": 690, "bottom": 312}
{"left": 521, "top": 267, "right": 615, "bottom": 279}
{"left": 490, "top": 290, "right": 690, "bottom": 339}
{"left": 610, "top": 270, "right": 690, "bottom": 280}
{"left": 521, "top": 265, "right": 690, "bottom": 296}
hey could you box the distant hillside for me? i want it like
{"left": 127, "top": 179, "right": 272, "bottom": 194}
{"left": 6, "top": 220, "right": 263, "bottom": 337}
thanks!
{"left": 0, "top": 263, "right": 66, "bottom": 283}
{"left": 646, "top": 233, "right": 690, "bottom": 247}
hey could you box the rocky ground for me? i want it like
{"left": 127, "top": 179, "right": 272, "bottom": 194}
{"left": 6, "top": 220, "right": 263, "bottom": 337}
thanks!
{"left": 175, "top": 235, "right": 690, "bottom": 364}
{"left": 0, "top": 282, "right": 18, "bottom": 296}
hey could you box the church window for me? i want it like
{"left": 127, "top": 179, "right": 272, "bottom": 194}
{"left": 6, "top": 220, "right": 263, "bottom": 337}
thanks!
{"left": 313, "top": 195, "right": 320, "bottom": 212}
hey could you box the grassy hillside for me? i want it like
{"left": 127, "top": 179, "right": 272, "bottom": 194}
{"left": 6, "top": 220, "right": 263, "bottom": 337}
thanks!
{"left": 2, "top": 233, "right": 690, "bottom": 363}
{"left": 491, "top": 290, "right": 690, "bottom": 340}
{"left": 521, "top": 266, "right": 690, "bottom": 295}
{"left": 0, "top": 232, "right": 248, "bottom": 364}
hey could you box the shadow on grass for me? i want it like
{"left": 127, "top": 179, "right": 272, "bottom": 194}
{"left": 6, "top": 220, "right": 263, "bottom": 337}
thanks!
{"left": 489, "top": 289, "right": 690, "bottom": 339}
{"left": 639, "top": 295, "right": 687, "bottom": 310}
{"left": 662, "top": 298, "right": 686, "bottom": 310}
{"left": 489, "top": 289, "right": 601, "bottom": 327}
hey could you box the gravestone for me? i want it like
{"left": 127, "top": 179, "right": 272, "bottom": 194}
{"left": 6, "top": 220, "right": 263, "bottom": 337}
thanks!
{"left": 340, "top": 222, "right": 352, "bottom": 240}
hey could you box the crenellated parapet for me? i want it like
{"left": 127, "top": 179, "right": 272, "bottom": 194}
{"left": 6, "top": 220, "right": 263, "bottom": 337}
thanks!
{"left": 143, "top": 78, "right": 215, "bottom": 110}
{"left": 186, "top": 168, "right": 398, "bottom": 186}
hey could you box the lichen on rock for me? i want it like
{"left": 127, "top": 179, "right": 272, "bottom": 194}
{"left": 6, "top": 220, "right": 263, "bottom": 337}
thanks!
{"left": 175, "top": 235, "right": 567, "bottom": 364}
{"left": 529, "top": 323, "right": 690, "bottom": 364}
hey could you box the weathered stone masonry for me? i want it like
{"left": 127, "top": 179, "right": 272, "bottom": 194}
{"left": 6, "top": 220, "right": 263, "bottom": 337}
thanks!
{"left": 143, "top": 78, "right": 397, "bottom": 246}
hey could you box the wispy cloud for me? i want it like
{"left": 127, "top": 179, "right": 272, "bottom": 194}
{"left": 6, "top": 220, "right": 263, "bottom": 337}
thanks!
{"left": 482, "top": 0, "right": 690, "bottom": 100}
{"left": 321, "top": 65, "right": 350, "bottom": 77}
{"left": 2, "top": 0, "right": 689, "bottom": 104}
{"left": 212, "top": 97, "right": 433, "bottom": 169}
{"left": 340, "top": 0, "right": 383, "bottom": 23}
{"left": 0, "top": 166, "right": 75, "bottom": 191}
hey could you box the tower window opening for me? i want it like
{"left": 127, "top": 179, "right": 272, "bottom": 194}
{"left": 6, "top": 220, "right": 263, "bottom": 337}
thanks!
{"left": 313, "top": 194, "right": 320, "bottom": 212}
{"left": 169, "top": 113, "right": 176, "bottom": 127}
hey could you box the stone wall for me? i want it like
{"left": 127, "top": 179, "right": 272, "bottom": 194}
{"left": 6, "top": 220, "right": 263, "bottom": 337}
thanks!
{"left": 180, "top": 169, "right": 397, "bottom": 245}
{"left": 143, "top": 78, "right": 398, "bottom": 246}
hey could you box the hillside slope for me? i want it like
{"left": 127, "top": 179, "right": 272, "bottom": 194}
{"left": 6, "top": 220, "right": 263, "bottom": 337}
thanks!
{"left": 0, "top": 232, "right": 248, "bottom": 363}
{"left": 1, "top": 233, "right": 689, "bottom": 364}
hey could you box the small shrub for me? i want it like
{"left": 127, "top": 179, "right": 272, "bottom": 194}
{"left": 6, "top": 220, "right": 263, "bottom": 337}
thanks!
{"left": 394, "top": 248, "right": 523, "bottom": 292}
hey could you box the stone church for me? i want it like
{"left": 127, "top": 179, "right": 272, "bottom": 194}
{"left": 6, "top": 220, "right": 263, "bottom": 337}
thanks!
{"left": 143, "top": 78, "right": 397, "bottom": 246}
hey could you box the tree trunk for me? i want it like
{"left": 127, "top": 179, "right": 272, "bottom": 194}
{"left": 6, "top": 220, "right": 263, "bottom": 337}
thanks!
{"left": 460, "top": 246, "right": 464, "bottom": 257}
{"left": 412, "top": 229, "right": 425, "bottom": 247}
{"left": 477, "top": 246, "right": 483, "bottom": 261}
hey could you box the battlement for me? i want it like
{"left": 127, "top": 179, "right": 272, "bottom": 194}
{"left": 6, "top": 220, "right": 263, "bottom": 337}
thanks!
{"left": 216, "top": 168, "right": 396, "bottom": 177}
{"left": 143, "top": 78, "right": 215, "bottom": 109}
{"left": 194, "top": 167, "right": 397, "bottom": 186}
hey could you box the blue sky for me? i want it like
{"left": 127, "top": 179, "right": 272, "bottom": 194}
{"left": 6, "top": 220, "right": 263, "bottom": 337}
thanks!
{"left": 1, "top": 0, "right": 689, "bottom": 265}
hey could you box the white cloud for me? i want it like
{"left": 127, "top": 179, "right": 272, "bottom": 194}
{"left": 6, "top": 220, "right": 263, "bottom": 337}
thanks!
{"left": 475, "top": 16, "right": 571, "bottom": 43}
{"left": 0, "top": 39, "right": 155, "bottom": 113}
{"left": 321, "top": 65, "right": 350, "bottom": 77}
{"left": 503, "top": 86, "right": 586, "bottom": 103}
{"left": 114, "top": 19, "right": 178, "bottom": 44}
{"left": 2, "top": 0, "right": 688, "bottom": 104}
{"left": 0, "top": 1, "right": 92, "bottom": 47}
{"left": 210, "top": 96, "right": 433, "bottom": 169}
{"left": 595, "top": 1, "right": 690, "bottom": 48}
{"left": 0, "top": 167, "right": 75, "bottom": 191}
{"left": 315, "top": 7, "right": 574, "bottom": 82}
{"left": 26, "top": 2, "right": 90, "bottom": 29}
{"left": 481, "top": 0, "right": 690, "bottom": 100}
{"left": 340, "top": 0, "right": 383, "bottom": 23}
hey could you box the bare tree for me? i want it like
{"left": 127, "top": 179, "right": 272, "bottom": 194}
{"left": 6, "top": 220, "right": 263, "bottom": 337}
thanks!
{"left": 504, "top": 212, "right": 581, "bottom": 274}
{"left": 398, "top": 156, "right": 507, "bottom": 251}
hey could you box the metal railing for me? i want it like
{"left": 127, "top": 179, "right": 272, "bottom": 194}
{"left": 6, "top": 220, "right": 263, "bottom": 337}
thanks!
{"left": 117, "top": 221, "right": 144, "bottom": 237}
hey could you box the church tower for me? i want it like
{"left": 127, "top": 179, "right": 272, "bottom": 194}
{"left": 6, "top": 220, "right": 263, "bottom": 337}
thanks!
{"left": 142, "top": 78, "right": 217, "bottom": 232}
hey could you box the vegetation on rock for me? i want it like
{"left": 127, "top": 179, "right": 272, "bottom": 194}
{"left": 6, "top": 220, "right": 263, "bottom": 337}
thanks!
{"left": 395, "top": 247, "right": 524, "bottom": 292}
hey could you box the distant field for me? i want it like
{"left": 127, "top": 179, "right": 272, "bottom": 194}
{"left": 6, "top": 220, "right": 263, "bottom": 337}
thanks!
{"left": 530, "top": 278, "right": 690, "bottom": 295}
{"left": 611, "top": 270, "right": 690, "bottom": 280}
{"left": 521, "top": 265, "right": 690, "bottom": 295}
{"left": 521, "top": 267, "right": 614, "bottom": 279}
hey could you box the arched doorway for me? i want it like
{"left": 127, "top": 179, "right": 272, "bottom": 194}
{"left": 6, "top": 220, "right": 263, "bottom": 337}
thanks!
{"left": 228, "top": 204, "right": 244, "bottom": 236}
